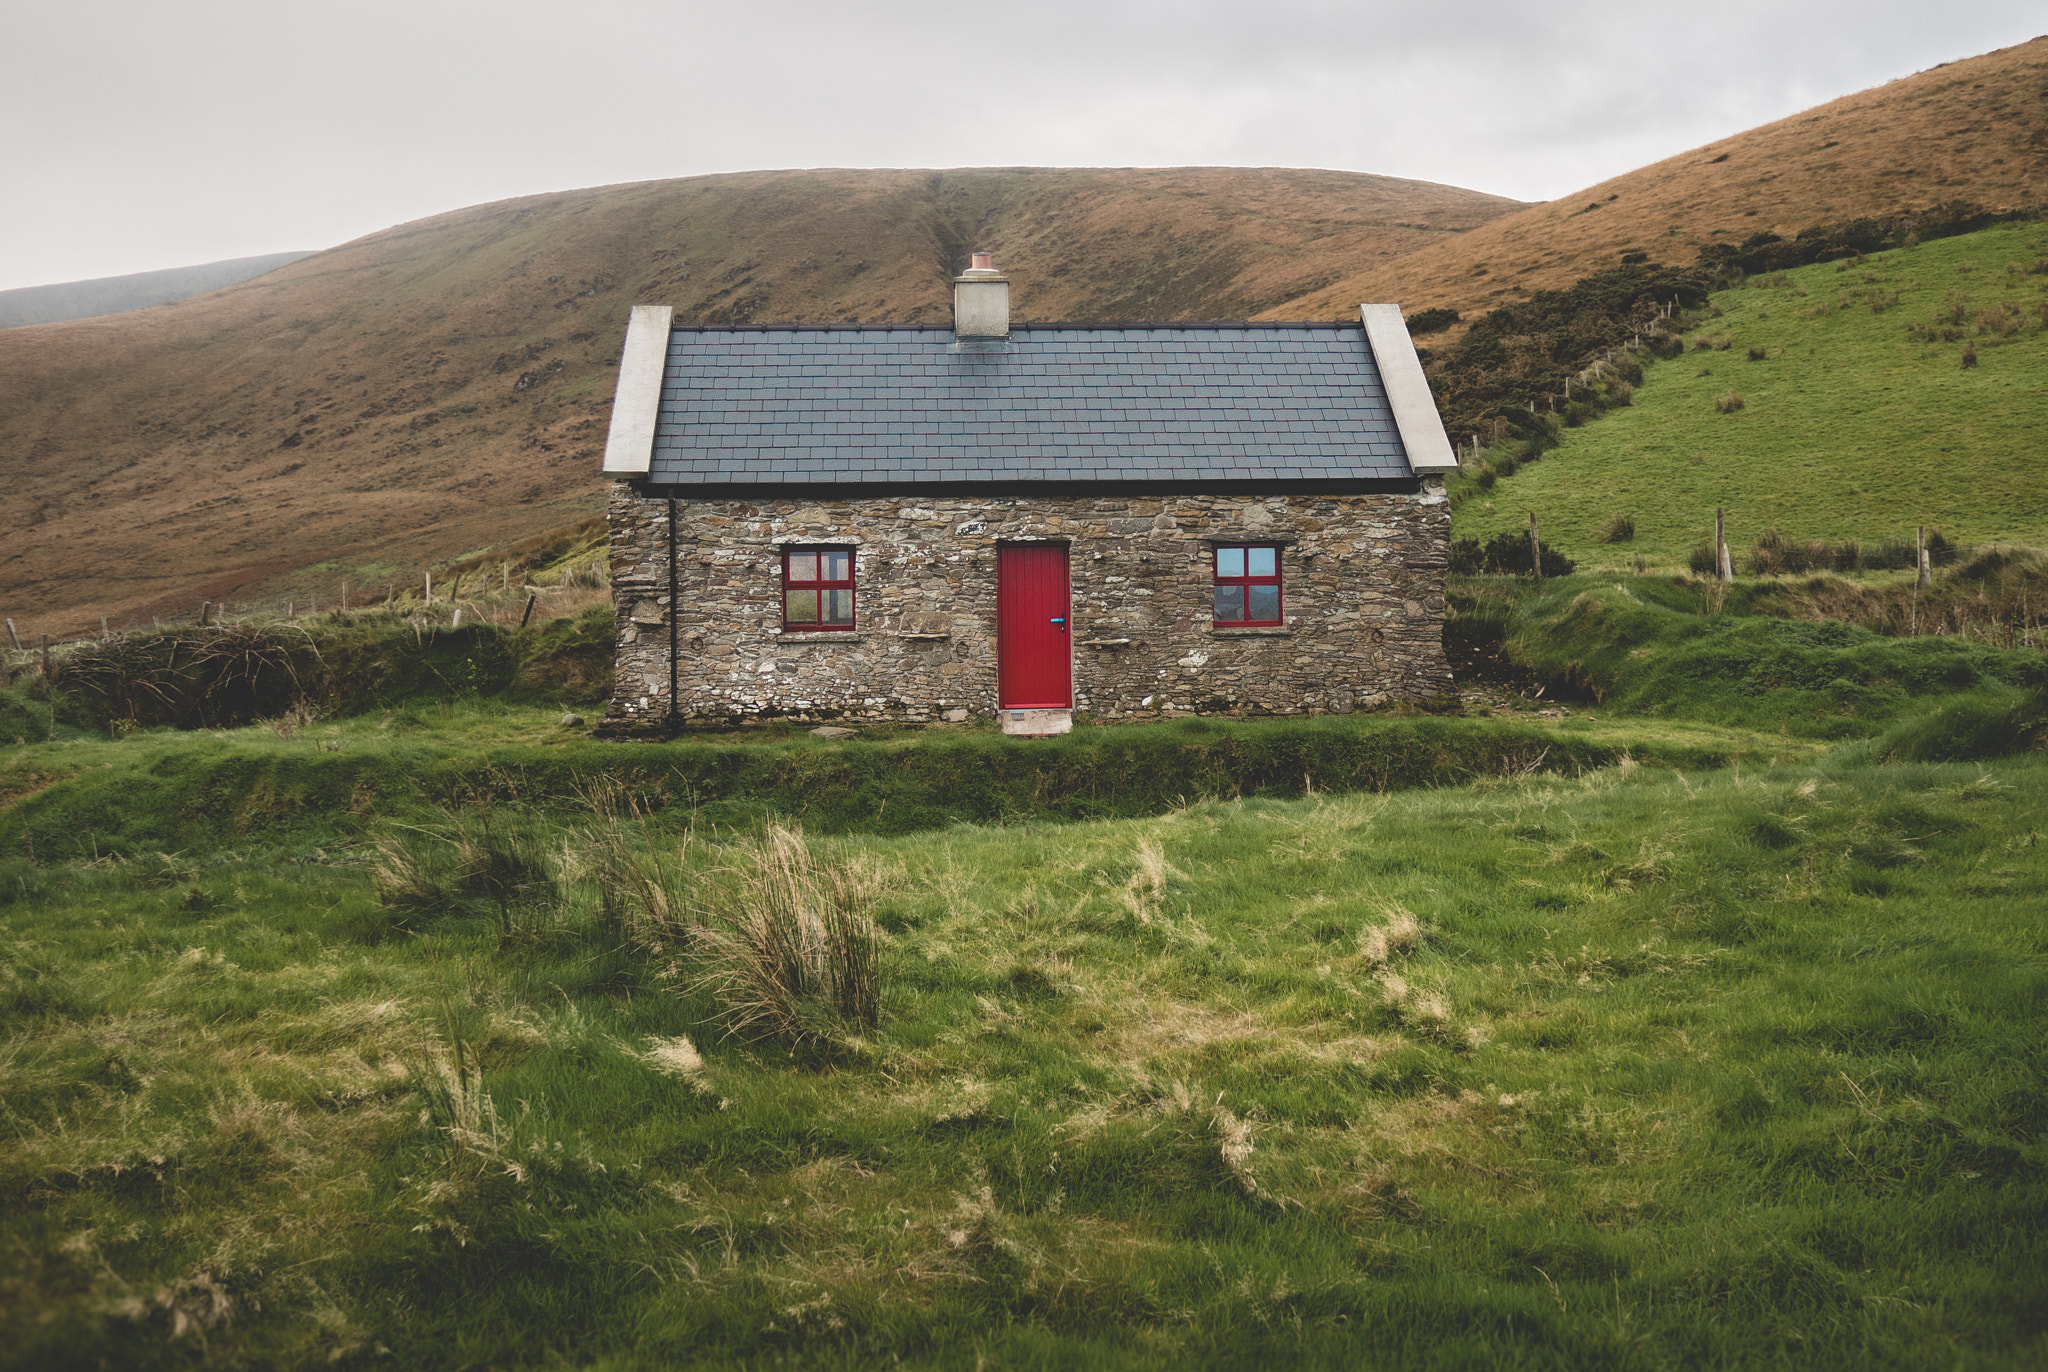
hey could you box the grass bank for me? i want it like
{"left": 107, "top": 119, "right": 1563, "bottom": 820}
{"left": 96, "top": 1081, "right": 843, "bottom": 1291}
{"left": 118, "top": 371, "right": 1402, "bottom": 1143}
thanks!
{"left": 1450, "top": 573, "right": 2048, "bottom": 745}
{"left": 0, "top": 704, "right": 1785, "bottom": 859}
{"left": 2, "top": 751, "right": 2043, "bottom": 1368}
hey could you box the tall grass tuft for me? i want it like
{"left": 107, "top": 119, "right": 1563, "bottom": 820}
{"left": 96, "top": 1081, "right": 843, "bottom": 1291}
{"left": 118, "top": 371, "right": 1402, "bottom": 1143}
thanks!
{"left": 692, "top": 825, "right": 882, "bottom": 1042}
{"left": 1596, "top": 512, "right": 1636, "bottom": 544}
{"left": 369, "top": 807, "right": 555, "bottom": 942}
{"left": 576, "top": 776, "right": 694, "bottom": 945}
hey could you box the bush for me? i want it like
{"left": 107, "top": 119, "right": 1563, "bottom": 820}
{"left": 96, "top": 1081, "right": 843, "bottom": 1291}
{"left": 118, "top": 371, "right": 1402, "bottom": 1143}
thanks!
{"left": 1448, "top": 530, "right": 1575, "bottom": 577}
{"left": 1405, "top": 307, "right": 1460, "bottom": 335}
{"left": 1715, "top": 390, "right": 1745, "bottom": 413}
{"left": 1596, "top": 513, "right": 1636, "bottom": 544}
{"left": 1689, "top": 544, "right": 1720, "bottom": 576}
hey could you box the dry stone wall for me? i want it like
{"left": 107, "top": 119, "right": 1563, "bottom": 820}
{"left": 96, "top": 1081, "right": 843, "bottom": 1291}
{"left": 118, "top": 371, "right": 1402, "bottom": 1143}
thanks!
{"left": 601, "top": 483, "right": 1451, "bottom": 733}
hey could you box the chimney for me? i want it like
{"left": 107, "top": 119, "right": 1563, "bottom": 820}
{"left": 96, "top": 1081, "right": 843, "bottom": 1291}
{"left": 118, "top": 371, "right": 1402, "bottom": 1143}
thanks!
{"left": 953, "top": 250, "right": 1009, "bottom": 337}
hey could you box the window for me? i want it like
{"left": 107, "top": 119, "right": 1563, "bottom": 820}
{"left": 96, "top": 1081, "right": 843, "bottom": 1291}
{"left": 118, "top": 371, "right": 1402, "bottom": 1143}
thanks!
{"left": 782, "top": 548, "right": 855, "bottom": 630}
{"left": 1212, "top": 544, "right": 1282, "bottom": 625}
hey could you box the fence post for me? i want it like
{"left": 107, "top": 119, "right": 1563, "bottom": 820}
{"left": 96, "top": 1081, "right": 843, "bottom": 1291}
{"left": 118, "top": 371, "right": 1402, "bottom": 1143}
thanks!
{"left": 1716, "top": 508, "right": 1734, "bottom": 583}
{"left": 425, "top": 571, "right": 433, "bottom": 606}
{"left": 199, "top": 601, "right": 212, "bottom": 627}
{"left": 1916, "top": 526, "right": 1931, "bottom": 587}
{"left": 40, "top": 634, "right": 51, "bottom": 678}
{"left": 6, "top": 617, "right": 20, "bottom": 651}
{"left": 519, "top": 595, "right": 536, "bottom": 629}
{"left": 1528, "top": 511, "right": 1543, "bottom": 579}
{"left": 100, "top": 615, "right": 109, "bottom": 640}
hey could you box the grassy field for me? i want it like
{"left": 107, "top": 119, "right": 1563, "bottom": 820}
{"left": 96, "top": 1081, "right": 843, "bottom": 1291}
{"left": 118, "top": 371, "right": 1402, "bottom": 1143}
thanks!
{"left": 1450, "top": 222, "right": 2048, "bottom": 567}
{"left": 3, "top": 744, "right": 2044, "bottom": 1368}
{"left": 3, "top": 586, "right": 2045, "bottom": 1368}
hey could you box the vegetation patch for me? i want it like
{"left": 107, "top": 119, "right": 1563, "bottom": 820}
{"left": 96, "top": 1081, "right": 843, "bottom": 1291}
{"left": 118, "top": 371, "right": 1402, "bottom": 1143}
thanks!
{"left": 1, "top": 749, "right": 2042, "bottom": 1368}
{"left": 1449, "top": 222, "right": 2048, "bottom": 564}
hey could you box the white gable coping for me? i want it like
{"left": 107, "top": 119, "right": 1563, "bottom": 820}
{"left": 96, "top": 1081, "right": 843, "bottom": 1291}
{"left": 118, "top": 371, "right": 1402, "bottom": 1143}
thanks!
{"left": 602, "top": 304, "right": 674, "bottom": 476}
{"left": 1359, "top": 304, "right": 1458, "bottom": 473}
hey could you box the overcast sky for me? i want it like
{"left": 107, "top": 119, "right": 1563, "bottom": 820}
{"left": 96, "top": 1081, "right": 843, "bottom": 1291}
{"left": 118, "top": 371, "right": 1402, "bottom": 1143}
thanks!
{"left": 1, "top": 0, "right": 2039, "bottom": 292}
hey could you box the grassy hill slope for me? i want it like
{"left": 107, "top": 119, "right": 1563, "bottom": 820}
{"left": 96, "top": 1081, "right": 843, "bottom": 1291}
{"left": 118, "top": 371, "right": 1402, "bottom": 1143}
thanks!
{"left": 0, "top": 168, "right": 1523, "bottom": 638}
{"left": 0, "top": 252, "right": 316, "bottom": 329}
{"left": 1450, "top": 221, "right": 2048, "bottom": 566}
{"left": 1277, "top": 36, "right": 2048, "bottom": 328}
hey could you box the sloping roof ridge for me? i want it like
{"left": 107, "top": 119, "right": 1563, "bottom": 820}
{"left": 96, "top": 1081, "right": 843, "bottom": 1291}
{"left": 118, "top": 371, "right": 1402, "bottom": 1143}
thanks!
{"left": 664, "top": 319, "right": 1360, "bottom": 333}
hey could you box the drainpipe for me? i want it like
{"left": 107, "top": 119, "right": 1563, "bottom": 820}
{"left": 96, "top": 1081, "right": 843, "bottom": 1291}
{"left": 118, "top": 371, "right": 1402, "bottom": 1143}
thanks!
{"left": 667, "top": 496, "right": 680, "bottom": 730}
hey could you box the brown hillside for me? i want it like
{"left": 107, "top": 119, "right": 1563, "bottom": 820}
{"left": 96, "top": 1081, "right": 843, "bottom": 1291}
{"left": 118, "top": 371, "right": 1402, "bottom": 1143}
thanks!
{"left": 1274, "top": 36, "right": 2048, "bottom": 326}
{"left": 0, "top": 167, "right": 1523, "bottom": 636}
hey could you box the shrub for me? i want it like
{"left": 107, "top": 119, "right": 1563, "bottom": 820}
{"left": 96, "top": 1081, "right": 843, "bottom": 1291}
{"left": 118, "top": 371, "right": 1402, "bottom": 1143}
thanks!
{"left": 1715, "top": 390, "right": 1745, "bottom": 413}
{"left": 1596, "top": 513, "right": 1636, "bottom": 544}
{"left": 1405, "top": 307, "right": 1460, "bottom": 335}
{"left": 1646, "top": 331, "right": 1686, "bottom": 359}
{"left": 1746, "top": 347, "right": 1767, "bottom": 361}
{"left": 1688, "top": 544, "right": 1720, "bottom": 576}
{"left": 1453, "top": 530, "right": 1575, "bottom": 578}
{"left": 1961, "top": 343, "right": 1978, "bottom": 369}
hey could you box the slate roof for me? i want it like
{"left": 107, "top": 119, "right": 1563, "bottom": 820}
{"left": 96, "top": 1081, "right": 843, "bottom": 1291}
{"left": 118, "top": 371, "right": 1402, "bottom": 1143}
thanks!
{"left": 643, "top": 323, "right": 1419, "bottom": 486}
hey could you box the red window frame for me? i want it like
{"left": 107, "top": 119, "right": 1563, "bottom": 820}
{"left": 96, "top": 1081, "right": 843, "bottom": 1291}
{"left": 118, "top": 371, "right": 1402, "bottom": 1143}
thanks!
{"left": 1212, "top": 544, "right": 1283, "bottom": 626}
{"left": 781, "top": 547, "right": 856, "bottom": 631}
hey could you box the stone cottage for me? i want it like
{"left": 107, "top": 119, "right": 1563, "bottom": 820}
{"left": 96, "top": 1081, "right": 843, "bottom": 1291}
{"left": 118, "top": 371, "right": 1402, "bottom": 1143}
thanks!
{"left": 597, "top": 255, "right": 1459, "bottom": 736}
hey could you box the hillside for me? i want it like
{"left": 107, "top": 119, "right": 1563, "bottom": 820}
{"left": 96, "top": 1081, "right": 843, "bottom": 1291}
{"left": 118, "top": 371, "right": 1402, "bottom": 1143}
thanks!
{"left": 1449, "top": 221, "right": 2048, "bottom": 566}
{"left": 1278, "top": 36, "right": 2048, "bottom": 327}
{"left": 0, "top": 168, "right": 1523, "bottom": 637}
{"left": 0, "top": 252, "right": 315, "bottom": 329}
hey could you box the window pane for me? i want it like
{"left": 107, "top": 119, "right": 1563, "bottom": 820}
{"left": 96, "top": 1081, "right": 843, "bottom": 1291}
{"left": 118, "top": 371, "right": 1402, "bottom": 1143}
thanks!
{"left": 820, "top": 550, "right": 850, "bottom": 581}
{"left": 1216, "top": 546, "right": 1245, "bottom": 578}
{"left": 1214, "top": 586, "right": 1245, "bottom": 621}
{"left": 823, "top": 589, "right": 854, "bottom": 625}
{"left": 1248, "top": 584, "right": 1280, "bottom": 622}
{"left": 785, "top": 589, "right": 819, "bottom": 624}
{"left": 786, "top": 552, "right": 817, "bottom": 583}
{"left": 1247, "top": 546, "right": 1277, "bottom": 578}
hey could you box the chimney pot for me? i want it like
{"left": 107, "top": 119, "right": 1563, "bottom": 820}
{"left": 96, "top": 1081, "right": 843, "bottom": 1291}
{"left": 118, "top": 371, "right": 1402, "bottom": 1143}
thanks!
{"left": 970, "top": 251, "right": 993, "bottom": 271}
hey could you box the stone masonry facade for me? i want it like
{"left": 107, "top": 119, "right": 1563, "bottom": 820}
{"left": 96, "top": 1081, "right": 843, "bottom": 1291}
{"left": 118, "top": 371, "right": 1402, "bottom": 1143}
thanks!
{"left": 600, "top": 482, "right": 1452, "bottom": 733}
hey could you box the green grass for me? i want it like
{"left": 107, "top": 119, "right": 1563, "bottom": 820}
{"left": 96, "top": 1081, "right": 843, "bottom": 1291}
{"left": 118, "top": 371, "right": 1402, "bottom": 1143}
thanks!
{"left": 1451, "top": 222, "right": 2048, "bottom": 566}
{"left": 1452, "top": 573, "right": 2048, "bottom": 742}
{"left": 0, "top": 701, "right": 1794, "bottom": 861}
{"left": 2, "top": 751, "right": 2044, "bottom": 1368}
{"left": 6, "top": 576, "right": 2046, "bottom": 1367}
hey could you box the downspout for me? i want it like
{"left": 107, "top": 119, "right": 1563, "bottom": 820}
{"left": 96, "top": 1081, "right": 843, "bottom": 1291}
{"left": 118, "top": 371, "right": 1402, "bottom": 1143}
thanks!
{"left": 667, "top": 496, "right": 680, "bottom": 730}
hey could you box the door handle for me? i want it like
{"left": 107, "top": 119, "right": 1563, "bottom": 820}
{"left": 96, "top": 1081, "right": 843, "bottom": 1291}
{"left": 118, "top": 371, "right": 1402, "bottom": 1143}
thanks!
{"left": 1050, "top": 617, "right": 1066, "bottom": 632}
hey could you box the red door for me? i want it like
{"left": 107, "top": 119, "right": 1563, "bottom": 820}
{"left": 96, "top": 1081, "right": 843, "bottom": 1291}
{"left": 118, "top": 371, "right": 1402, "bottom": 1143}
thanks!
{"left": 997, "top": 544, "right": 1071, "bottom": 708}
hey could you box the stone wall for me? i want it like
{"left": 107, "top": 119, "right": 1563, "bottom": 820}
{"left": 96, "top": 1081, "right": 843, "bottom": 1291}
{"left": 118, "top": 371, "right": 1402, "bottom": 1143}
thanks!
{"left": 600, "top": 484, "right": 1452, "bottom": 733}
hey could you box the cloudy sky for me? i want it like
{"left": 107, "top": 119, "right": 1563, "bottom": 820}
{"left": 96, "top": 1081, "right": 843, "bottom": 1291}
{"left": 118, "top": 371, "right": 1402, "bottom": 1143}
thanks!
{"left": 1, "top": 0, "right": 2039, "bottom": 291}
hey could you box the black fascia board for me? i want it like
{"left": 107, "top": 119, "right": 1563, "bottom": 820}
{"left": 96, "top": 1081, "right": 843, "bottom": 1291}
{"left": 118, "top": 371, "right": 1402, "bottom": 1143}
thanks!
{"left": 629, "top": 476, "right": 1423, "bottom": 498}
